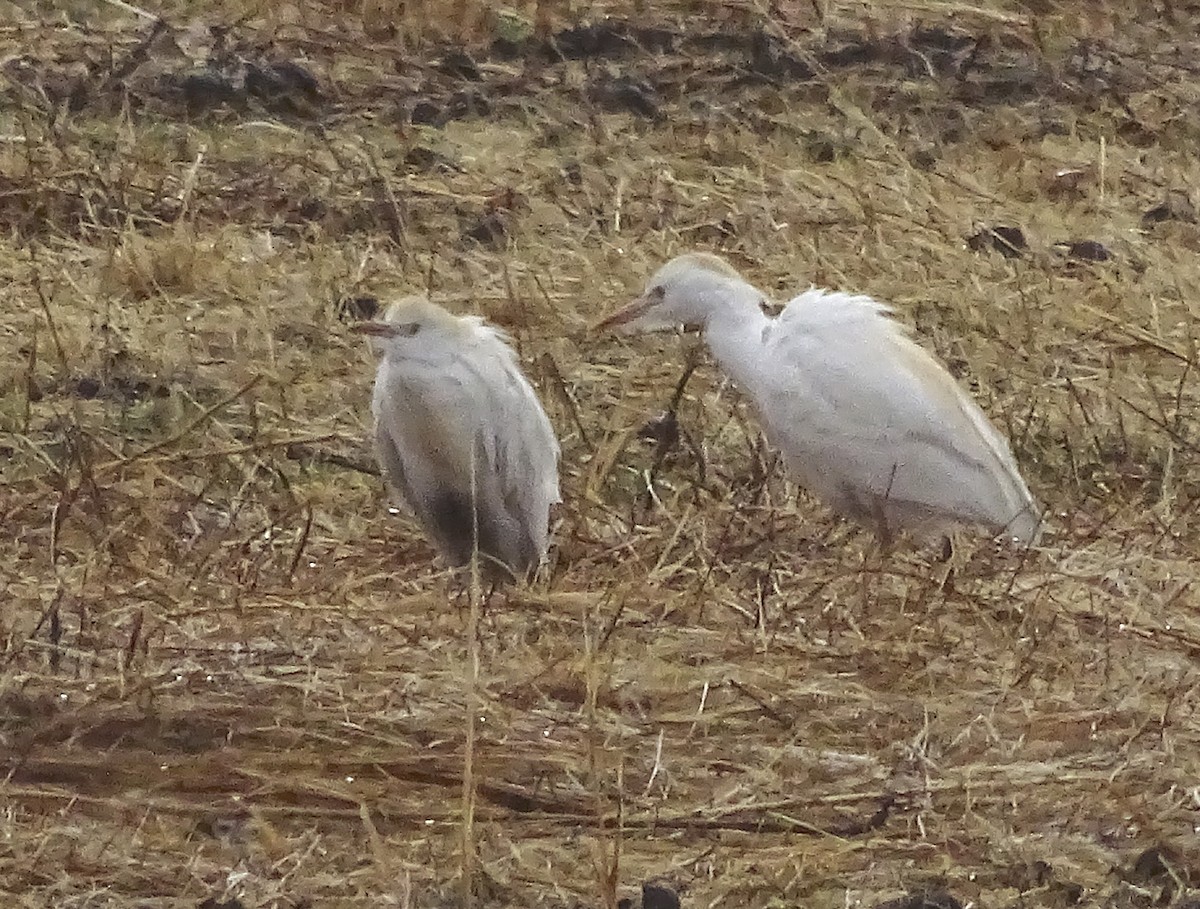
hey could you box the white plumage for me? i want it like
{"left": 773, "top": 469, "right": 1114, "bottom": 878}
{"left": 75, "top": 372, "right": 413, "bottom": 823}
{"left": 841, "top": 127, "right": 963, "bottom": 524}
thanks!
{"left": 596, "top": 253, "right": 1041, "bottom": 546}
{"left": 355, "top": 296, "right": 561, "bottom": 579}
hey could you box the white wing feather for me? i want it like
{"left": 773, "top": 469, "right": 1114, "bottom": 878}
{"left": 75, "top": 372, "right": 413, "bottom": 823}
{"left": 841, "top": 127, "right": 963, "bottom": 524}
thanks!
{"left": 372, "top": 326, "right": 560, "bottom": 573}
{"left": 373, "top": 356, "right": 506, "bottom": 562}
{"left": 745, "top": 290, "right": 1038, "bottom": 541}
{"left": 470, "top": 330, "right": 562, "bottom": 565}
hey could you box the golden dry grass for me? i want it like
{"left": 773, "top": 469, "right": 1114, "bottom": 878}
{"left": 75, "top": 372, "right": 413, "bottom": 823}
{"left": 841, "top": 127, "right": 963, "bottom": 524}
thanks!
{"left": 2, "top": 1, "right": 1199, "bottom": 907}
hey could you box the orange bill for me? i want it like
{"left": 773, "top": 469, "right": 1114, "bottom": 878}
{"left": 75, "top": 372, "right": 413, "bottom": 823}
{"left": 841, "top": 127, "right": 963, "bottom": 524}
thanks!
{"left": 591, "top": 293, "right": 654, "bottom": 332}
{"left": 350, "top": 321, "right": 400, "bottom": 337}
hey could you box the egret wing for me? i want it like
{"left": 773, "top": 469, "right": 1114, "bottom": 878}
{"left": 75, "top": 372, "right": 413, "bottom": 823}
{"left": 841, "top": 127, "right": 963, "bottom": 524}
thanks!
{"left": 373, "top": 354, "right": 521, "bottom": 569}
{"left": 757, "top": 290, "right": 1037, "bottom": 537}
{"left": 468, "top": 340, "right": 561, "bottom": 570}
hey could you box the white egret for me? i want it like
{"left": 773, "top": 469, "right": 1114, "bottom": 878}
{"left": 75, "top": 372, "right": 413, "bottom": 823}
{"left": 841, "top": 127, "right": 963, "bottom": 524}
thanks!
{"left": 355, "top": 297, "right": 561, "bottom": 580}
{"left": 596, "top": 253, "right": 1041, "bottom": 546}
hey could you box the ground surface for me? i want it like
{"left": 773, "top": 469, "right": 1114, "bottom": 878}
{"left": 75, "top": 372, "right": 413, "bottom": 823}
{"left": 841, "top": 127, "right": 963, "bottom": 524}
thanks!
{"left": 2, "top": 1, "right": 1200, "bottom": 907}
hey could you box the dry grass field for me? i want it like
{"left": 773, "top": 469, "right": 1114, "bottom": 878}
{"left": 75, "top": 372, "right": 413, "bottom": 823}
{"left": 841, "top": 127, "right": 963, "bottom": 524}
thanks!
{"left": 3, "top": 0, "right": 1199, "bottom": 906}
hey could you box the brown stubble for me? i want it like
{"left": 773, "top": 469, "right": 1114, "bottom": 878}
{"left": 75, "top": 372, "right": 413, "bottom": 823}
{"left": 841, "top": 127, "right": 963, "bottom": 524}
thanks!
{"left": 2, "top": 1, "right": 1199, "bottom": 907}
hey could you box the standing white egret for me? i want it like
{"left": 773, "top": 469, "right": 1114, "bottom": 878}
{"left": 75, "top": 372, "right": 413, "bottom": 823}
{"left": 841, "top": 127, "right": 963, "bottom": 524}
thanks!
{"left": 595, "top": 253, "right": 1041, "bottom": 546}
{"left": 354, "top": 296, "right": 561, "bottom": 580}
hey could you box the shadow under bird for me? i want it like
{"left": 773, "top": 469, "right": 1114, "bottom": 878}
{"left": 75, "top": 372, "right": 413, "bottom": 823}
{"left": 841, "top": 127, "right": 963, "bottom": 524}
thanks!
{"left": 354, "top": 296, "right": 561, "bottom": 581}
{"left": 595, "top": 253, "right": 1041, "bottom": 547}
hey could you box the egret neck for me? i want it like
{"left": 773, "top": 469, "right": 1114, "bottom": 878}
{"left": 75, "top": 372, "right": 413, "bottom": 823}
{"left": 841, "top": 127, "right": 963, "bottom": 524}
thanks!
{"left": 697, "top": 279, "right": 773, "bottom": 395}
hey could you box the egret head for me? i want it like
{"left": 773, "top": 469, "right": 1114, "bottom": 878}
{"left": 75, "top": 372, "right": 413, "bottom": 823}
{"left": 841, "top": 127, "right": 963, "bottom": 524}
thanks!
{"left": 352, "top": 295, "right": 470, "bottom": 354}
{"left": 594, "top": 253, "right": 753, "bottom": 334}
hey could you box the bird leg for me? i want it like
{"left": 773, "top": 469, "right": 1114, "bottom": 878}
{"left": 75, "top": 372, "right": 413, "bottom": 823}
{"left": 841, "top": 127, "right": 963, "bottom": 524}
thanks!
{"left": 854, "top": 496, "right": 897, "bottom": 620}
{"left": 447, "top": 571, "right": 472, "bottom": 625}
{"left": 939, "top": 535, "right": 954, "bottom": 562}
{"left": 476, "top": 579, "right": 505, "bottom": 640}
{"left": 935, "top": 534, "right": 956, "bottom": 594}
{"left": 639, "top": 347, "right": 705, "bottom": 516}
{"left": 869, "top": 496, "right": 895, "bottom": 555}
{"left": 460, "top": 552, "right": 513, "bottom": 626}
{"left": 670, "top": 342, "right": 705, "bottom": 412}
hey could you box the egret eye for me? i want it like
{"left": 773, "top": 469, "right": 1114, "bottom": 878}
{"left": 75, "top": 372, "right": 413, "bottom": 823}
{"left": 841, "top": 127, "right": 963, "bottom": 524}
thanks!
{"left": 396, "top": 322, "right": 420, "bottom": 337}
{"left": 649, "top": 285, "right": 666, "bottom": 301}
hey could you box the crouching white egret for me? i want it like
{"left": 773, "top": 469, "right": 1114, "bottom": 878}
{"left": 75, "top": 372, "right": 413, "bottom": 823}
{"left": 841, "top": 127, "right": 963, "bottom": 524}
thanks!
{"left": 595, "top": 253, "right": 1041, "bottom": 547}
{"left": 354, "top": 296, "right": 561, "bottom": 581}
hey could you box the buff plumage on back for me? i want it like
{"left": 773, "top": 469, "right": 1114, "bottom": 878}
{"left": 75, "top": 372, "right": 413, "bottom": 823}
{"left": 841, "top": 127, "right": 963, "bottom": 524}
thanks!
{"left": 763, "top": 287, "right": 1040, "bottom": 544}
{"left": 602, "top": 252, "right": 1042, "bottom": 546}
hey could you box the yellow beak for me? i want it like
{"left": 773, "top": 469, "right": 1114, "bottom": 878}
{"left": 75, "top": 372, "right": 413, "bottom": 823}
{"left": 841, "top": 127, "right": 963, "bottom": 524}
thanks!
{"left": 592, "top": 293, "right": 654, "bottom": 332}
{"left": 350, "top": 321, "right": 400, "bottom": 337}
